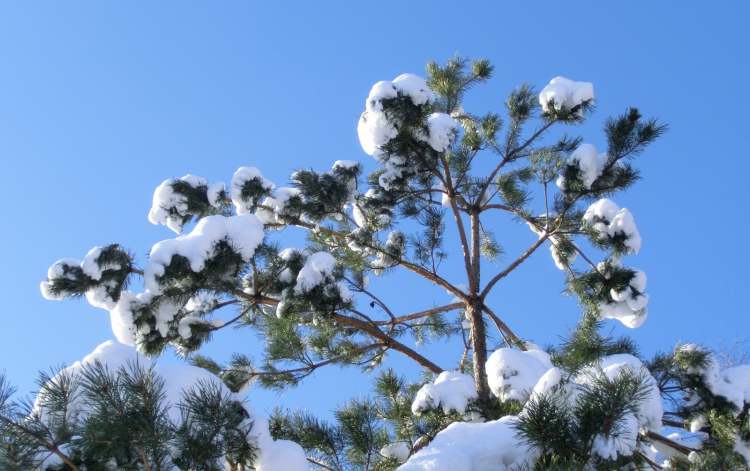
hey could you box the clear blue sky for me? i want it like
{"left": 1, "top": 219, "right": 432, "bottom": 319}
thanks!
{"left": 1, "top": 2, "right": 748, "bottom": 418}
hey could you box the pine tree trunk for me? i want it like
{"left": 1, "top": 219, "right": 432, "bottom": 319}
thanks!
{"left": 467, "top": 300, "right": 491, "bottom": 409}
{"left": 468, "top": 210, "right": 492, "bottom": 410}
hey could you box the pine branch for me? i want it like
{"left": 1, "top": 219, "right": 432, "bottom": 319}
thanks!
{"left": 232, "top": 291, "right": 444, "bottom": 374}
{"left": 480, "top": 233, "right": 549, "bottom": 300}
{"left": 266, "top": 215, "right": 468, "bottom": 301}
{"left": 635, "top": 450, "right": 663, "bottom": 470}
{"left": 373, "top": 302, "right": 464, "bottom": 326}
{"left": 645, "top": 430, "right": 698, "bottom": 456}
{"left": 246, "top": 343, "right": 385, "bottom": 382}
{"left": 476, "top": 119, "right": 557, "bottom": 206}
{"left": 481, "top": 304, "right": 523, "bottom": 348}
{"left": 0, "top": 414, "right": 80, "bottom": 471}
{"left": 331, "top": 313, "right": 443, "bottom": 374}
{"left": 439, "top": 157, "right": 473, "bottom": 282}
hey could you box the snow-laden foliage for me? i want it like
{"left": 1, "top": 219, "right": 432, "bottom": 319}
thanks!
{"left": 583, "top": 198, "right": 642, "bottom": 254}
{"left": 231, "top": 166, "right": 275, "bottom": 216}
{"left": 556, "top": 143, "right": 607, "bottom": 191}
{"left": 411, "top": 371, "right": 477, "bottom": 415}
{"left": 29, "top": 56, "right": 750, "bottom": 471}
{"left": 146, "top": 213, "right": 265, "bottom": 294}
{"left": 397, "top": 416, "right": 534, "bottom": 471}
{"left": 539, "top": 76, "right": 594, "bottom": 116}
{"left": 486, "top": 346, "right": 553, "bottom": 402}
{"left": 40, "top": 244, "right": 132, "bottom": 310}
{"left": 1, "top": 340, "right": 308, "bottom": 470}
{"left": 148, "top": 174, "right": 229, "bottom": 234}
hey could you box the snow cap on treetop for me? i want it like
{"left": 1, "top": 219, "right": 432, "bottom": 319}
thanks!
{"left": 357, "top": 72, "right": 433, "bottom": 157}
{"left": 539, "top": 76, "right": 594, "bottom": 114}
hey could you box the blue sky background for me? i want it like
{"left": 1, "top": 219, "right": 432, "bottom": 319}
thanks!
{"left": 1, "top": 2, "right": 748, "bottom": 419}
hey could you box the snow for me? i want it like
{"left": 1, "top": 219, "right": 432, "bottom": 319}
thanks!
{"left": 33, "top": 340, "right": 309, "bottom": 470}
{"left": 381, "top": 442, "right": 411, "bottom": 463}
{"left": 107, "top": 291, "right": 144, "bottom": 345}
{"left": 332, "top": 160, "right": 359, "bottom": 170}
{"left": 33, "top": 340, "right": 222, "bottom": 423}
{"left": 526, "top": 367, "right": 562, "bottom": 404}
{"left": 251, "top": 417, "right": 310, "bottom": 471}
{"left": 81, "top": 246, "right": 105, "bottom": 279}
{"left": 650, "top": 431, "right": 705, "bottom": 465}
{"left": 511, "top": 354, "right": 662, "bottom": 462}
{"left": 397, "top": 416, "right": 534, "bottom": 471}
{"left": 423, "top": 113, "right": 458, "bottom": 152}
{"left": 539, "top": 76, "right": 594, "bottom": 114}
{"left": 549, "top": 243, "right": 574, "bottom": 271}
{"left": 722, "top": 365, "right": 750, "bottom": 405}
{"left": 734, "top": 439, "right": 750, "bottom": 467}
{"left": 145, "top": 214, "right": 265, "bottom": 295}
{"left": 392, "top": 73, "right": 433, "bottom": 106}
{"left": 184, "top": 291, "right": 219, "bottom": 314}
{"left": 108, "top": 214, "right": 264, "bottom": 346}
{"left": 294, "top": 251, "right": 337, "bottom": 294}
{"left": 576, "top": 354, "right": 663, "bottom": 432}
{"left": 377, "top": 154, "right": 408, "bottom": 190}
{"left": 255, "top": 187, "right": 301, "bottom": 224}
{"left": 598, "top": 265, "right": 649, "bottom": 328}
{"left": 591, "top": 412, "right": 639, "bottom": 460}
{"left": 207, "top": 181, "right": 226, "bottom": 208}
{"left": 678, "top": 345, "right": 750, "bottom": 412}
{"left": 555, "top": 143, "right": 606, "bottom": 190}
{"left": 336, "top": 281, "right": 353, "bottom": 301}
{"left": 148, "top": 175, "right": 210, "bottom": 234}
{"left": 352, "top": 202, "right": 366, "bottom": 228}
{"left": 365, "top": 80, "right": 398, "bottom": 112}
{"left": 358, "top": 108, "right": 398, "bottom": 156}
{"left": 485, "top": 347, "right": 553, "bottom": 402}
{"left": 231, "top": 166, "right": 274, "bottom": 215}
{"left": 583, "top": 198, "right": 642, "bottom": 254}
{"left": 358, "top": 73, "right": 432, "bottom": 157}
{"left": 411, "top": 371, "right": 478, "bottom": 415}
{"left": 40, "top": 254, "right": 122, "bottom": 310}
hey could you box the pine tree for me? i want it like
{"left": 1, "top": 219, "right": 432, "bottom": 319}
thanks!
{"left": 4, "top": 56, "right": 748, "bottom": 470}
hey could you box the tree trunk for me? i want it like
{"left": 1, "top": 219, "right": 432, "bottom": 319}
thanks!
{"left": 467, "top": 300, "right": 492, "bottom": 408}
{"left": 468, "top": 210, "right": 492, "bottom": 411}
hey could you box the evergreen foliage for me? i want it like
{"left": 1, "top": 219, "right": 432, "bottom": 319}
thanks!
{"left": 7, "top": 55, "right": 748, "bottom": 470}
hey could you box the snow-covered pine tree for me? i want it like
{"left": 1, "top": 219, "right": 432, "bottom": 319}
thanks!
{"left": 5, "top": 57, "right": 749, "bottom": 469}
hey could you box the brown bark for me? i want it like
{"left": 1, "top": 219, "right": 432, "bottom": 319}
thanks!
{"left": 468, "top": 210, "right": 492, "bottom": 407}
{"left": 466, "top": 300, "right": 491, "bottom": 405}
{"left": 332, "top": 313, "right": 443, "bottom": 374}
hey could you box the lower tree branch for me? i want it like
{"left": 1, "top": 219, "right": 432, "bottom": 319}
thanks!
{"left": 271, "top": 217, "right": 469, "bottom": 302}
{"left": 480, "top": 234, "right": 549, "bottom": 300}
{"left": 373, "top": 302, "right": 464, "bottom": 326}
{"left": 233, "top": 291, "right": 443, "bottom": 374}
{"left": 331, "top": 313, "right": 443, "bottom": 374}
{"left": 645, "top": 430, "right": 697, "bottom": 456}
{"left": 481, "top": 304, "right": 524, "bottom": 348}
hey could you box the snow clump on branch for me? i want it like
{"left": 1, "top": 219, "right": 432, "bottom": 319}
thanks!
{"left": 34, "top": 340, "right": 310, "bottom": 471}
{"left": 411, "top": 371, "right": 478, "bottom": 415}
{"left": 556, "top": 143, "right": 607, "bottom": 191}
{"left": 231, "top": 166, "right": 275, "bottom": 215}
{"left": 148, "top": 174, "right": 226, "bottom": 234}
{"left": 599, "top": 266, "right": 649, "bottom": 328}
{"left": 539, "top": 76, "right": 594, "bottom": 115}
{"left": 397, "top": 416, "right": 535, "bottom": 471}
{"left": 357, "top": 73, "right": 433, "bottom": 156}
{"left": 485, "top": 346, "right": 553, "bottom": 402}
{"left": 583, "top": 198, "right": 642, "bottom": 254}
{"left": 145, "top": 213, "right": 265, "bottom": 294}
